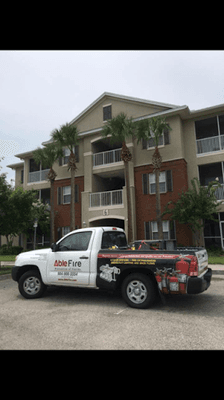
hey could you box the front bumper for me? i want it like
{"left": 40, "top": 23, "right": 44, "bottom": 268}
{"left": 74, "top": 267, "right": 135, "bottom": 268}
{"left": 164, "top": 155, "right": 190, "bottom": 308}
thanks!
{"left": 11, "top": 266, "right": 20, "bottom": 282}
{"left": 187, "top": 268, "right": 212, "bottom": 294}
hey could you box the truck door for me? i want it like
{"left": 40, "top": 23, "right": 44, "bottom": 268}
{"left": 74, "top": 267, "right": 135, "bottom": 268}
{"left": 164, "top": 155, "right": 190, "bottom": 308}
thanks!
{"left": 47, "top": 231, "right": 93, "bottom": 285}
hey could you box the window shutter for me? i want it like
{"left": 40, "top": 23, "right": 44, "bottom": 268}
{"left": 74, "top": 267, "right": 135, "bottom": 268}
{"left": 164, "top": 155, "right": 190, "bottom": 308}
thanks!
{"left": 142, "top": 173, "right": 149, "bottom": 194}
{"left": 142, "top": 139, "right": 147, "bottom": 149}
{"left": 169, "top": 220, "right": 176, "bottom": 240}
{"left": 75, "top": 145, "right": 79, "bottom": 163}
{"left": 166, "top": 170, "right": 173, "bottom": 192}
{"left": 57, "top": 227, "right": 62, "bottom": 240}
{"left": 164, "top": 128, "right": 170, "bottom": 145}
{"left": 58, "top": 187, "right": 62, "bottom": 205}
{"left": 144, "top": 221, "right": 151, "bottom": 240}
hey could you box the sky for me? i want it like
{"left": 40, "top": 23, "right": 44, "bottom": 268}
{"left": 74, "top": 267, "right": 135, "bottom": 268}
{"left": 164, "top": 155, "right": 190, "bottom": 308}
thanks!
{"left": 1, "top": 50, "right": 224, "bottom": 184}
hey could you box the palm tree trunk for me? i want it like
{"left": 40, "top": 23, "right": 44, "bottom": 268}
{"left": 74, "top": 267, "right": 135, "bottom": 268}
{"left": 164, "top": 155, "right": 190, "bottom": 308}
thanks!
{"left": 47, "top": 167, "right": 57, "bottom": 244}
{"left": 155, "top": 169, "right": 163, "bottom": 240}
{"left": 152, "top": 146, "right": 163, "bottom": 240}
{"left": 124, "top": 160, "right": 133, "bottom": 244}
{"left": 71, "top": 167, "right": 75, "bottom": 231}
{"left": 50, "top": 180, "right": 55, "bottom": 243}
{"left": 69, "top": 150, "right": 77, "bottom": 231}
{"left": 121, "top": 141, "right": 133, "bottom": 244}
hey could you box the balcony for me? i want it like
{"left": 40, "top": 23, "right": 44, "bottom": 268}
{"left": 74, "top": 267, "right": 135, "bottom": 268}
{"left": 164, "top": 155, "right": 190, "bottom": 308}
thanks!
{"left": 214, "top": 184, "right": 224, "bottom": 200}
{"left": 196, "top": 135, "right": 224, "bottom": 155}
{"left": 28, "top": 169, "right": 50, "bottom": 183}
{"left": 90, "top": 189, "right": 123, "bottom": 207}
{"left": 93, "top": 148, "right": 122, "bottom": 167}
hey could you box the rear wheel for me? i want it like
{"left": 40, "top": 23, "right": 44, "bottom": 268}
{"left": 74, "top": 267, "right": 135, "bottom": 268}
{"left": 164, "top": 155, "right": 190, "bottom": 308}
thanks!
{"left": 18, "top": 270, "right": 46, "bottom": 299}
{"left": 121, "top": 273, "right": 157, "bottom": 309}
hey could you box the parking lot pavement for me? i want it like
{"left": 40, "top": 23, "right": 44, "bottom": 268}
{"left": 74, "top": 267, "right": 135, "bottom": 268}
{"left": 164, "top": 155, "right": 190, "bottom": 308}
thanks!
{"left": 1, "top": 277, "right": 224, "bottom": 350}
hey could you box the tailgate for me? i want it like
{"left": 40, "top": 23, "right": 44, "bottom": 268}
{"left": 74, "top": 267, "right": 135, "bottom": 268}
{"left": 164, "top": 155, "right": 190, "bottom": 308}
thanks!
{"left": 196, "top": 249, "right": 208, "bottom": 277}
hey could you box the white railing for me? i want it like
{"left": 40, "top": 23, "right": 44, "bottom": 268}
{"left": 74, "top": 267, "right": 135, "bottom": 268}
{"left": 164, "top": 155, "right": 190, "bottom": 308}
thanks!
{"left": 28, "top": 169, "right": 50, "bottom": 183}
{"left": 214, "top": 184, "right": 224, "bottom": 200}
{"left": 196, "top": 135, "right": 224, "bottom": 154}
{"left": 204, "top": 183, "right": 224, "bottom": 200}
{"left": 90, "top": 189, "right": 123, "bottom": 207}
{"left": 93, "top": 148, "right": 122, "bottom": 167}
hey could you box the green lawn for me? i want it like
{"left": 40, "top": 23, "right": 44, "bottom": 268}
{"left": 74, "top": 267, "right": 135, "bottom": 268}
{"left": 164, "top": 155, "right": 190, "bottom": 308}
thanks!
{"left": 208, "top": 256, "right": 224, "bottom": 264}
{"left": 0, "top": 266, "right": 12, "bottom": 276}
{"left": 0, "top": 256, "right": 15, "bottom": 275}
{"left": 0, "top": 255, "right": 16, "bottom": 262}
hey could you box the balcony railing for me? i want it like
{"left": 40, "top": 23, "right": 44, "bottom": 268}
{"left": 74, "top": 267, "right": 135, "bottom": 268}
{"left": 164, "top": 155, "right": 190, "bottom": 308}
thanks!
{"left": 93, "top": 148, "right": 122, "bottom": 167}
{"left": 214, "top": 184, "right": 224, "bottom": 200}
{"left": 28, "top": 169, "right": 50, "bottom": 183}
{"left": 90, "top": 189, "right": 123, "bottom": 207}
{"left": 196, "top": 135, "right": 224, "bottom": 154}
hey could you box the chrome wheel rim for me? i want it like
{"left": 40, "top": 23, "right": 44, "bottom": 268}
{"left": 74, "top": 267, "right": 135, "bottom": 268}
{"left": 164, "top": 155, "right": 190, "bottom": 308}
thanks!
{"left": 126, "top": 280, "right": 148, "bottom": 304}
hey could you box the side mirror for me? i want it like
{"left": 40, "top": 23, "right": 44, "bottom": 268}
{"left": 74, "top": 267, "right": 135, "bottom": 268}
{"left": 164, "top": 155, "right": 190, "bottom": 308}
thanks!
{"left": 51, "top": 243, "right": 58, "bottom": 252}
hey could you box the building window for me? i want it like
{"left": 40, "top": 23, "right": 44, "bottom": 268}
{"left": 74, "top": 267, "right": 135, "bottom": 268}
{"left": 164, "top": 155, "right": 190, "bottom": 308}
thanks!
{"left": 144, "top": 220, "right": 175, "bottom": 240}
{"left": 62, "top": 226, "right": 70, "bottom": 236}
{"left": 103, "top": 105, "right": 112, "bottom": 121}
{"left": 195, "top": 115, "right": 224, "bottom": 154}
{"left": 142, "top": 128, "right": 170, "bottom": 149}
{"left": 59, "top": 146, "right": 79, "bottom": 166}
{"left": 198, "top": 162, "right": 224, "bottom": 201}
{"left": 63, "top": 186, "right": 71, "bottom": 204}
{"left": 28, "top": 159, "right": 50, "bottom": 183}
{"left": 36, "top": 188, "right": 50, "bottom": 205}
{"left": 204, "top": 213, "right": 221, "bottom": 249}
{"left": 142, "top": 170, "right": 173, "bottom": 194}
{"left": 58, "top": 185, "right": 79, "bottom": 205}
{"left": 149, "top": 172, "right": 166, "bottom": 194}
{"left": 198, "top": 162, "right": 223, "bottom": 186}
{"left": 21, "top": 169, "right": 24, "bottom": 184}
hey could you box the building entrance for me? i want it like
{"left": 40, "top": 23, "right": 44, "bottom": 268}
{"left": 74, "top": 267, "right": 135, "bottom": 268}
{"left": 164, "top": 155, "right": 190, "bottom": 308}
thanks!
{"left": 89, "top": 218, "right": 124, "bottom": 230}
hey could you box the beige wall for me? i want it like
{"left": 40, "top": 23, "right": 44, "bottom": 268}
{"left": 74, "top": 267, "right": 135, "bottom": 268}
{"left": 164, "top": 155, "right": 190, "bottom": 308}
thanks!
{"left": 74, "top": 95, "right": 170, "bottom": 134}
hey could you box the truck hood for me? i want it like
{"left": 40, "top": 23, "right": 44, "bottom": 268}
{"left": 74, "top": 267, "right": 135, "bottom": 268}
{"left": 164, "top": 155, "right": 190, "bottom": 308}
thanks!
{"left": 16, "top": 248, "right": 52, "bottom": 264}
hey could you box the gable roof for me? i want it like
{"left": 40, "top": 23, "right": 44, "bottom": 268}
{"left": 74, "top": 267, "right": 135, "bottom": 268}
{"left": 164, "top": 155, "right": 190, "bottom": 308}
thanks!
{"left": 68, "top": 92, "right": 180, "bottom": 126}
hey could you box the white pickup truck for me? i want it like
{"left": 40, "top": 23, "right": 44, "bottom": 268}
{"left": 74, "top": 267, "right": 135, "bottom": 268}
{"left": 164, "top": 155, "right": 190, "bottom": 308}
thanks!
{"left": 12, "top": 227, "right": 212, "bottom": 309}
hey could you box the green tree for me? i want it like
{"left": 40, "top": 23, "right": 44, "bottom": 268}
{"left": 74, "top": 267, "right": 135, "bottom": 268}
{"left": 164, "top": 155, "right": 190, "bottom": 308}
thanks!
{"left": 0, "top": 178, "right": 39, "bottom": 246}
{"left": 52, "top": 123, "right": 79, "bottom": 232}
{"left": 33, "top": 143, "right": 62, "bottom": 243}
{"left": 101, "top": 113, "right": 135, "bottom": 243}
{"left": 23, "top": 200, "right": 50, "bottom": 249}
{"left": 136, "top": 116, "right": 171, "bottom": 239}
{"left": 162, "top": 177, "right": 223, "bottom": 246}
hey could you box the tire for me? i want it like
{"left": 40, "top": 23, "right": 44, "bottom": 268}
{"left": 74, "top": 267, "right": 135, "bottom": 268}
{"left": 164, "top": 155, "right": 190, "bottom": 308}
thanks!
{"left": 18, "top": 270, "right": 47, "bottom": 299}
{"left": 121, "top": 273, "right": 157, "bottom": 309}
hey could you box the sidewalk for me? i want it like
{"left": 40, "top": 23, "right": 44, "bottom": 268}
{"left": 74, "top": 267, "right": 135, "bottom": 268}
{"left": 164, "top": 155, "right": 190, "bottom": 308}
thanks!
{"left": 209, "top": 264, "right": 224, "bottom": 275}
{"left": 0, "top": 261, "right": 14, "bottom": 267}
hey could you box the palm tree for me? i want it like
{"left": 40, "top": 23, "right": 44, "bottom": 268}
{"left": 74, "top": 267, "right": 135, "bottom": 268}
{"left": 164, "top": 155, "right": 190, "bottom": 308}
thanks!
{"left": 136, "top": 116, "right": 171, "bottom": 240}
{"left": 52, "top": 123, "right": 79, "bottom": 231}
{"left": 33, "top": 143, "right": 62, "bottom": 243}
{"left": 101, "top": 113, "right": 135, "bottom": 243}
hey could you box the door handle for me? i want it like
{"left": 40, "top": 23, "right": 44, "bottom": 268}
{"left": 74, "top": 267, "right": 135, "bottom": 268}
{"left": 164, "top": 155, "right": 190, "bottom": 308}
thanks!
{"left": 79, "top": 256, "right": 89, "bottom": 259}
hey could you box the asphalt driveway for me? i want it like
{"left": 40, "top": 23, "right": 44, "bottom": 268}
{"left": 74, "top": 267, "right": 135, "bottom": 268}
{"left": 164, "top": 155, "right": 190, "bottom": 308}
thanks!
{"left": 1, "top": 276, "right": 224, "bottom": 350}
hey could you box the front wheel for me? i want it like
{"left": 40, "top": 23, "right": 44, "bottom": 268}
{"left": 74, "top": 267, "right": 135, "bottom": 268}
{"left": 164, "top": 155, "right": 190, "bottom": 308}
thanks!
{"left": 121, "top": 273, "right": 157, "bottom": 309}
{"left": 18, "top": 270, "right": 46, "bottom": 299}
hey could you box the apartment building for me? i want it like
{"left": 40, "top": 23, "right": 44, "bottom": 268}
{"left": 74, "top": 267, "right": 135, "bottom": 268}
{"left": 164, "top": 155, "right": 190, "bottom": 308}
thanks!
{"left": 6, "top": 92, "right": 224, "bottom": 249}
